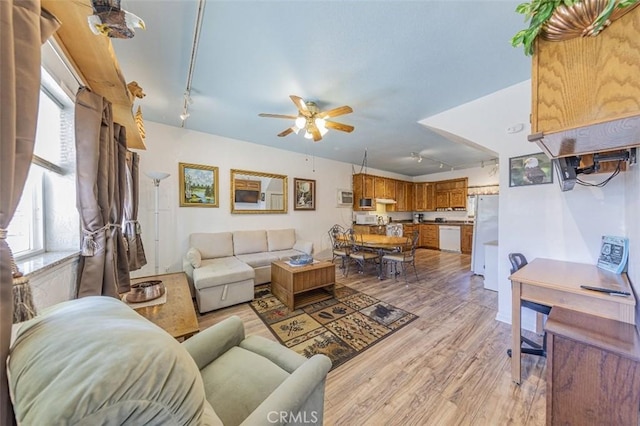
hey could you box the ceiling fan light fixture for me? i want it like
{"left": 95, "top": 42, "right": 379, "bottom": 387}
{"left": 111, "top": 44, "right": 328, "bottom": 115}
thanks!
{"left": 417, "top": 156, "right": 423, "bottom": 163}
{"left": 295, "top": 116, "right": 306, "bottom": 129}
{"left": 304, "top": 130, "right": 313, "bottom": 139}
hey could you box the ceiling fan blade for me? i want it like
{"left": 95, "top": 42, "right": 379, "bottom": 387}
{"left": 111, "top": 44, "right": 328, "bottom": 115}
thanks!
{"left": 290, "top": 95, "right": 311, "bottom": 117}
{"left": 321, "top": 105, "right": 353, "bottom": 118}
{"left": 277, "top": 127, "right": 294, "bottom": 137}
{"left": 325, "top": 121, "right": 354, "bottom": 133}
{"left": 311, "top": 126, "right": 322, "bottom": 142}
{"left": 258, "top": 113, "right": 298, "bottom": 119}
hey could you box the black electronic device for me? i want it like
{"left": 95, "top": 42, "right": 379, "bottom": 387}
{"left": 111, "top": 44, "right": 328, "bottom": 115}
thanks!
{"left": 553, "top": 156, "right": 580, "bottom": 192}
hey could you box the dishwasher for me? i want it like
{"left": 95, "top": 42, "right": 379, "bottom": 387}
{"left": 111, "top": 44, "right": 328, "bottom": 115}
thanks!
{"left": 439, "top": 225, "right": 461, "bottom": 253}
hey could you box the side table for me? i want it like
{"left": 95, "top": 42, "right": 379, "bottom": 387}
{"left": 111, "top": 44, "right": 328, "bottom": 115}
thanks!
{"left": 129, "top": 272, "right": 199, "bottom": 340}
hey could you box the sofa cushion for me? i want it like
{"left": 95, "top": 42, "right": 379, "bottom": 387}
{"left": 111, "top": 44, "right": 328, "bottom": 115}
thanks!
{"left": 235, "top": 251, "right": 279, "bottom": 268}
{"left": 186, "top": 247, "right": 202, "bottom": 268}
{"left": 8, "top": 296, "right": 220, "bottom": 426}
{"left": 267, "top": 228, "right": 296, "bottom": 252}
{"left": 191, "top": 232, "right": 234, "bottom": 259}
{"left": 293, "top": 240, "right": 313, "bottom": 255}
{"left": 200, "top": 345, "right": 289, "bottom": 426}
{"left": 194, "top": 257, "right": 254, "bottom": 290}
{"left": 233, "top": 230, "right": 268, "bottom": 255}
{"left": 270, "top": 249, "right": 306, "bottom": 261}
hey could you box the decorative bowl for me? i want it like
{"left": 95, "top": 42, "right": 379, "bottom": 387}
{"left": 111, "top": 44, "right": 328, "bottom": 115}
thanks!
{"left": 289, "top": 254, "right": 314, "bottom": 265}
{"left": 125, "top": 280, "right": 166, "bottom": 303}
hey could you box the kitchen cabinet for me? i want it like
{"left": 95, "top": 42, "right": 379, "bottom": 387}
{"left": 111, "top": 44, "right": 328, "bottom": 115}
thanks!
{"left": 403, "top": 224, "right": 417, "bottom": 238}
{"left": 419, "top": 224, "right": 439, "bottom": 249}
{"left": 414, "top": 183, "right": 435, "bottom": 212}
{"left": 434, "top": 178, "right": 467, "bottom": 210}
{"left": 396, "top": 181, "right": 413, "bottom": 212}
{"left": 460, "top": 224, "right": 473, "bottom": 254}
{"left": 353, "top": 224, "right": 386, "bottom": 235}
{"left": 234, "top": 179, "right": 261, "bottom": 191}
{"left": 352, "top": 174, "right": 375, "bottom": 211}
{"left": 531, "top": 7, "right": 640, "bottom": 159}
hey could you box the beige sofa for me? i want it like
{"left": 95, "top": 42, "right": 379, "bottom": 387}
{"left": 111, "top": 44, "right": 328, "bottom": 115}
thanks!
{"left": 8, "top": 296, "right": 331, "bottom": 425}
{"left": 183, "top": 229, "right": 313, "bottom": 313}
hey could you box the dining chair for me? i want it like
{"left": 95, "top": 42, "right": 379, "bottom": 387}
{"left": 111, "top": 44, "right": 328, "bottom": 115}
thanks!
{"left": 346, "top": 229, "right": 379, "bottom": 276}
{"left": 506, "top": 252, "right": 552, "bottom": 358}
{"left": 328, "top": 224, "right": 351, "bottom": 275}
{"left": 382, "top": 230, "right": 420, "bottom": 285}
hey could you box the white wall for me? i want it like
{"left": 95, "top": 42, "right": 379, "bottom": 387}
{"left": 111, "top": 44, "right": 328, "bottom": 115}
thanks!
{"left": 625, "top": 163, "right": 640, "bottom": 320}
{"left": 421, "top": 81, "right": 632, "bottom": 326}
{"left": 132, "top": 121, "right": 404, "bottom": 278}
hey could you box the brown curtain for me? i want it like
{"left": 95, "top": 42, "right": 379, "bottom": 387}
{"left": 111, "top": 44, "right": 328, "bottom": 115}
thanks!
{"left": 124, "top": 150, "right": 147, "bottom": 270}
{"left": 113, "top": 124, "right": 131, "bottom": 290}
{"left": 0, "top": 1, "right": 59, "bottom": 424}
{"left": 75, "top": 88, "right": 130, "bottom": 298}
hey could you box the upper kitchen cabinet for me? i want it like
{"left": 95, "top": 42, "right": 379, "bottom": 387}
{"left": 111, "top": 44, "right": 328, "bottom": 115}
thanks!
{"left": 352, "top": 173, "right": 375, "bottom": 211}
{"left": 434, "top": 178, "right": 467, "bottom": 210}
{"left": 530, "top": 6, "right": 640, "bottom": 159}
{"left": 373, "top": 176, "right": 397, "bottom": 200}
{"left": 396, "top": 181, "right": 414, "bottom": 212}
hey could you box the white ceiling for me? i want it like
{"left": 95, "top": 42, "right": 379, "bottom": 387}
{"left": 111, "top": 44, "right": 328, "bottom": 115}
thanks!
{"left": 112, "top": 1, "right": 531, "bottom": 176}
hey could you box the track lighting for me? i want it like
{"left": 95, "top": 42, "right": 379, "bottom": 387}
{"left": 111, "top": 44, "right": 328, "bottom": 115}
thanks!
{"left": 440, "top": 163, "right": 443, "bottom": 169}
{"left": 179, "top": 112, "right": 190, "bottom": 121}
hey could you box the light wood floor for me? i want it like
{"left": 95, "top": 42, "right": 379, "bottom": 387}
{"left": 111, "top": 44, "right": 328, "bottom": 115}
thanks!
{"left": 197, "top": 249, "right": 547, "bottom": 425}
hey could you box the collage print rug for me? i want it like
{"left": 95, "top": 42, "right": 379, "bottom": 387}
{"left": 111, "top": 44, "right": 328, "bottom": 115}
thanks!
{"left": 249, "top": 284, "right": 418, "bottom": 370}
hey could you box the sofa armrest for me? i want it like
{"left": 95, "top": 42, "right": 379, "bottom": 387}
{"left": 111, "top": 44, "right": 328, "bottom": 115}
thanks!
{"left": 182, "top": 316, "right": 245, "bottom": 370}
{"left": 239, "top": 354, "right": 332, "bottom": 426}
{"left": 293, "top": 240, "right": 313, "bottom": 255}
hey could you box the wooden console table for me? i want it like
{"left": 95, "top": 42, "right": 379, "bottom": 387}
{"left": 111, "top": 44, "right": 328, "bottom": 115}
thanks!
{"left": 509, "top": 258, "right": 635, "bottom": 384}
{"left": 271, "top": 261, "right": 335, "bottom": 310}
{"left": 545, "top": 306, "right": 640, "bottom": 425}
{"left": 129, "top": 272, "right": 199, "bottom": 340}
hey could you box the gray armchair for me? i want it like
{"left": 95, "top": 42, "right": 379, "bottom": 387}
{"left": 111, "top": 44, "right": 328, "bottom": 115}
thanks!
{"left": 183, "top": 315, "right": 332, "bottom": 426}
{"left": 8, "top": 297, "right": 331, "bottom": 425}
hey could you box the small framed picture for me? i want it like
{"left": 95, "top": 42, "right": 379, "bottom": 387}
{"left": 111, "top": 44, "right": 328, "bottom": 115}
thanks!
{"left": 509, "top": 152, "right": 553, "bottom": 187}
{"left": 179, "top": 162, "right": 219, "bottom": 207}
{"left": 293, "top": 178, "right": 316, "bottom": 211}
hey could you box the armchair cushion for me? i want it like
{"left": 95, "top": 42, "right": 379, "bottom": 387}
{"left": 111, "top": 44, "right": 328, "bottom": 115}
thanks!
{"left": 8, "top": 296, "right": 218, "bottom": 425}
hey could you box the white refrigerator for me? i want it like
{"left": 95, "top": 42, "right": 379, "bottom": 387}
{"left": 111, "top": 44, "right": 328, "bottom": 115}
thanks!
{"left": 470, "top": 194, "right": 499, "bottom": 275}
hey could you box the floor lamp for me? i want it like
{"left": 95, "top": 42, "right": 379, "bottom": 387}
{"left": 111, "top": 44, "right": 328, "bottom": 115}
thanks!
{"left": 146, "top": 171, "right": 170, "bottom": 275}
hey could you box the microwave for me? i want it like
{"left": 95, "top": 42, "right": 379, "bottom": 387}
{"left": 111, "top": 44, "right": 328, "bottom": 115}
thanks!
{"left": 356, "top": 215, "right": 378, "bottom": 225}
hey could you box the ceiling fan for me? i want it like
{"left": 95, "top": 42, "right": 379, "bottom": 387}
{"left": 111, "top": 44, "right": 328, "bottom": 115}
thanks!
{"left": 259, "top": 95, "right": 354, "bottom": 142}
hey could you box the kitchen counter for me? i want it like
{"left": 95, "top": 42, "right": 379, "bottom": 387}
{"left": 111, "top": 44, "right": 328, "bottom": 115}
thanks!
{"left": 394, "top": 220, "right": 474, "bottom": 225}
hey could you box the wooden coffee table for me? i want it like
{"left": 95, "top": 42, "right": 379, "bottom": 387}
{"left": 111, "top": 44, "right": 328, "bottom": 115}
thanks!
{"left": 271, "top": 260, "right": 335, "bottom": 310}
{"left": 129, "top": 272, "right": 199, "bottom": 340}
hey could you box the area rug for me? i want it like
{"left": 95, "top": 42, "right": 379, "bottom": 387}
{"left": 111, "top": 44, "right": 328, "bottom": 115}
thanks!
{"left": 249, "top": 284, "right": 418, "bottom": 371}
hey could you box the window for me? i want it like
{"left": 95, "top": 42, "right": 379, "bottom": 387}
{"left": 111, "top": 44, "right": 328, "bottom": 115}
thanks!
{"left": 8, "top": 68, "right": 78, "bottom": 260}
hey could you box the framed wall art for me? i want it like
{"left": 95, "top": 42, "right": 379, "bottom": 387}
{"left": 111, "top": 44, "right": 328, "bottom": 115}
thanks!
{"left": 293, "top": 178, "right": 316, "bottom": 211}
{"left": 509, "top": 153, "right": 553, "bottom": 187}
{"left": 179, "top": 162, "right": 219, "bottom": 207}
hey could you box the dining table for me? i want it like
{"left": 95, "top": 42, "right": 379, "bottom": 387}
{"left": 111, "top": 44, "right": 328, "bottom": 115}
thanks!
{"left": 338, "top": 233, "right": 411, "bottom": 279}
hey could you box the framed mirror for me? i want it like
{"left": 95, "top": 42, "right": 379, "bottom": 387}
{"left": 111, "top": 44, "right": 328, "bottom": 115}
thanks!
{"left": 231, "top": 169, "right": 288, "bottom": 214}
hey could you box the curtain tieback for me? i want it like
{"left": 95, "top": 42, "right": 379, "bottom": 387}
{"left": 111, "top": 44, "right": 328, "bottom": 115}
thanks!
{"left": 123, "top": 219, "right": 141, "bottom": 235}
{"left": 0, "top": 228, "right": 7, "bottom": 239}
{"left": 81, "top": 223, "right": 122, "bottom": 256}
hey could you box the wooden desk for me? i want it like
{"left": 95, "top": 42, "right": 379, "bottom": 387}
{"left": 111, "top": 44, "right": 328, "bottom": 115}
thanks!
{"left": 129, "top": 272, "right": 199, "bottom": 340}
{"left": 509, "top": 258, "right": 635, "bottom": 384}
{"left": 545, "top": 307, "right": 640, "bottom": 425}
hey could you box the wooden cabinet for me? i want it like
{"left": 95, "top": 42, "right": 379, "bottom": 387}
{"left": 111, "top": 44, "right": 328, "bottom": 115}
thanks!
{"left": 531, "top": 8, "right": 640, "bottom": 158}
{"left": 234, "top": 179, "right": 261, "bottom": 191}
{"left": 433, "top": 178, "right": 467, "bottom": 210}
{"left": 374, "top": 177, "right": 386, "bottom": 198}
{"left": 396, "top": 181, "right": 413, "bottom": 212}
{"left": 419, "top": 224, "right": 439, "bottom": 249}
{"left": 545, "top": 307, "right": 640, "bottom": 426}
{"left": 414, "top": 183, "right": 435, "bottom": 212}
{"left": 403, "top": 224, "right": 417, "bottom": 239}
{"left": 353, "top": 225, "right": 385, "bottom": 235}
{"left": 352, "top": 174, "right": 375, "bottom": 211}
{"left": 460, "top": 225, "right": 473, "bottom": 254}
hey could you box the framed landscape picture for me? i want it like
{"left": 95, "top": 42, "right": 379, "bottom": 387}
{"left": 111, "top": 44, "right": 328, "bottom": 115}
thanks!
{"left": 293, "top": 178, "right": 316, "bottom": 211}
{"left": 179, "top": 162, "right": 219, "bottom": 207}
{"left": 509, "top": 152, "right": 553, "bottom": 187}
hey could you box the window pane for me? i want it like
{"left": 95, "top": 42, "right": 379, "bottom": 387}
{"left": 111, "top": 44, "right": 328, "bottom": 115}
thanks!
{"left": 7, "top": 167, "right": 43, "bottom": 257}
{"left": 34, "top": 90, "right": 62, "bottom": 165}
